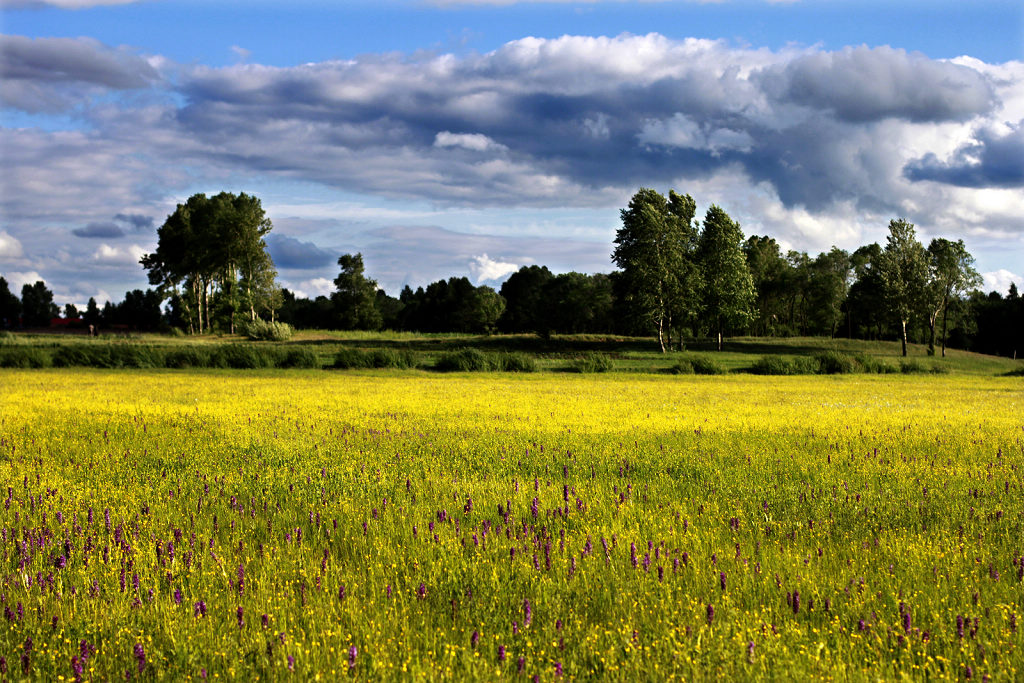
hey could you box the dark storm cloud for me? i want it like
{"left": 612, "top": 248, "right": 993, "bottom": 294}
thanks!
{"left": 72, "top": 221, "right": 125, "bottom": 238}
{"left": 266, "top": 234, "right": 336, "bottom": 270}
{"left": 0, "top": 35, "right": 160, "bottom": 112}
{"left": 757, "top": 46, "right": 995, "bottom": 123}
{"left": 904, "top": 121, "right": 1024, "bottom": 188}
{"left": 113, "top": 213, "right": 154, "bottom": 231}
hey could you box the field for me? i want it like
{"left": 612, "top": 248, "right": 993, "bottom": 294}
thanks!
{"left": 1, "top": 368, "right": 1022, "bottom": 680}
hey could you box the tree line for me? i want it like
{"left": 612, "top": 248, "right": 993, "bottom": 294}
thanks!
{"left": 1, "top": 189, "right": 1020, "bottom": 358}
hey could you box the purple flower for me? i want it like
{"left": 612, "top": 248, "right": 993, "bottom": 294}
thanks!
{"left": 903, "top": 611, "right": 911, "bottom": 633}
{"left": 471, "top": 630, "right": 480, "bottom": 648}
{"left": 173, "top": 588, "right": 182, "bottom": 605}
{"left": 262, "top": 613, "right": 269, "bottom": 629}
{"left": 416, "top": 582, "right": 426, "bottom": 600}
{"left": 287, "top": 655, "right": 295, "bottom": 671}
{"left": 792, "top": 590, "right": 800, "bottom": 615}
{"left": 194, "top": 601, "right": 207, "bottom": 618}
{"left": 497, "top": 645, "right": 506, "bottom": 663}
{"left": 133, "top": 643, "right": 146, "bottom": 673}
{"left": 706, "top": 603, "right": 714, "bottom": 625}
{"left": 237, "top": 606, "right": 244, "bottom": 629}
{"left": 348, "top": 645, "right": 357, "bottom": 669}
{"left": 517, "top": 656, "right": 525, "bottom": 673}
{"left": 555, "top": 661, "right": 563, "bottom": 676}
{"left": 719, "top": 572, "right": 726, "bottom": 591}
{"left": 54, "top": 555, "right": 67, "bottom": 570}
{"left": 524, "top": 599, "right": 532, "bottom": 626}
{"left": 956, "top": 614, "right": 965, "bottom": 639}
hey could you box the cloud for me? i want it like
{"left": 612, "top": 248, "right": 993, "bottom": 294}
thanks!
{"left": 469, "top": 253, "right": 519, "bottom": 283}
{"left": 0, "top": 35, "right": 160, "bottom": 112}
{"left": 0, "top": 231, "right": 25, "bottom": 259}
{"left": 113, "top": 213, "right": 154, "bottom": 231}
{"left": 282, "top": 277, "right": 334, "bottom": 300}
{"left": 73, "top": 222, "right": 126, "bottom": 238}
{"left": 904, "top": 120, "right": 1024, "bottom": 188}
{"left": 2, "top": 271, "right": 45, "bottom": 291}
{"left": 91, "top": 243, "right": 146, "bottom": 266}
{"left": 265, "top": 234, "right": 336, "bottom": 270}
{"left": 981, "top": 269, "right": 1023, "bottom": 296}
{"left": 434, "top": 131, "right": 508, "bottom": 153}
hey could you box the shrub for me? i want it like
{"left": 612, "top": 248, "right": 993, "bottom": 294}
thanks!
{"left": 899, "top": 359, "right": 927, "bottom": 374}
{"left": 367, "top": 349, "right": 418, "bottom": 369}
{"left": 242, "top": 319, "right": 293, "bottom": 342}
{"left": 815, "top": 351, "right": 857, "bottom": 375}
{"left": 494, "top": 351, "right": 537, "bottom": 373}
{"left": 572, "top": 353, "right": 613, "bottom": 373}
{"left": 669, "top": 360, "right": 695, "bottom": 375}
{"left": 279, "top": 348, "right": 320, "bottom": 369}
{"left": 210, "top": 345, "right": 280, "bottom": 369}
{"left": 435, "top": 348, "right": 492, "bottom": 372}
{"left": 751, "top": 355, "right": 797, "bottom": 375}
{"left": 0, "top": 347, "right": 52, "bottom": 368}
{"left": 690, "top": 355, "right": 725, "bottom": 375}
{"left": 51, "top": 345, "right": 98, "bottom": 368}
{"left": 165, "top": 347, "right": 211, "bottom": 369}
{"left": 929, "top": 363, "right": 950, "bottom": 374}
{"left": 854, "top": 354, "right": 896, "bottom": 374}
{"left": 333, "top": 348, "right": 369, "bottom": 369}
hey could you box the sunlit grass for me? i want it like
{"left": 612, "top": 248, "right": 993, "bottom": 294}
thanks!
{"left": 0, "top": 369, "right": 1021, "bottom": 680}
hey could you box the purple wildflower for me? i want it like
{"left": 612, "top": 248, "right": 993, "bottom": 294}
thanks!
{"left": 237, "top": 606, "right": 244, "bottom": 629}
{"left": 792, "top": 590, "right": 800, "bottom": 615}
{"left": 719, "top": 572, "right": 726, "bottom": 591}
{"left": 706, "top": 603, "right": 714, "bottom": 625}
{"left": 524, "top": 599, "right": 532, "bottom": 626}
{"left": 287, "top": 655, "right": 295, "bottom": 671}
{"left": 497, "top": 645, "right": 506, "bottom": 663}
{"left": 471, "top": 630, "right": 480, "bottom": 648}
{"left": 348, "top": 645, "right": 357, "bottom": 669}
{"left": 133, "top": 643, "right": 146, "bottom": 673}
{"left": 262, "top": 613, "right": 269, "bottom": 629}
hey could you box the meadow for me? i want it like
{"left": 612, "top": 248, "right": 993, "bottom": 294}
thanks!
{"left": 0, "top": 368, "right": 1022, "bottom": 680}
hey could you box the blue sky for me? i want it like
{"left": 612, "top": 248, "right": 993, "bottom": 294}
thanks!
{"left": 1, "top": 0, "right": 1022, "bottom": 305}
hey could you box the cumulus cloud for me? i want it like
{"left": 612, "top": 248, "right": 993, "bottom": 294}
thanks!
{"left": 0, "top": 231, "right": 25, "bottom": 259}
{"left": 0, "top": 35, "right": 160, "bottom": 112}
{"left": 283, "top": 277, "right": 334, "bottom": 300}
{"left": 904, "top": 120, "right": 1024, "bottom": 188}
{"left": 91, "top": 243, "right": 146, "bottom": 266}
{"left": 73, "top": 222, "right": 125, "bottom": 238}
{"left": 469, "top": 253, "right": 519, "bottom": 283}
{"left": 982, "top": 269, "right": 1023, "bottom": 295}
{"left": 2, "top": 270, "right": 45, "bottom": 291}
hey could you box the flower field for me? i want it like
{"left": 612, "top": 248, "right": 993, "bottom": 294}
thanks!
{"left": 1, "top": 369, "right": 1022, "bottom": 680}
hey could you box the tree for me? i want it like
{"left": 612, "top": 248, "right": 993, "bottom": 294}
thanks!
{"left": 20, "top": 280, "right": 59, "bottom": 327}
{"left": 141, "top": 192, "right": 277, "bottom": 334}
{"left": 845, "top": 243, "right": 886, "bottom": 339}
{"left": 697, "top": 205, "right": 755, "bottom": 350}
{"left": 878, "top": 219, "right": 929, "bottom": 357}
{"left": 64, "top": 303, "right": 80, "bottom": 319}
{"left": 498, "top": 265, "right": 553, "bottom": 334}
{"left": 612, "top": 188, "right": 700, "bottom": 352}
{"left": 333, "top": 253, "right": 382, "bottom": 330}
{"left": 83, "top": 297, "right": 101, "bottom": 329}
{"left": 807, "top": 247, "right": 851, "bottom": 338}
{"left": 925, "top": 238, "right": 981, "bottom": 357}
{"left": 0, "top": 277, "right": 21, "bottom": 328}
{"left": 743, "top": 236, "right": 787, "bottom": 336}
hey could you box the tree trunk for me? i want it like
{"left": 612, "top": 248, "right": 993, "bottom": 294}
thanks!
{"left": 717, "top": 328, "right": 723, "bottom": 352}
{"left": 941, "top": 303, "right": 949, "bottom": 357}
{"left": 656, "top": 317, "right": 665, "bottom": 353}
{"left": 900, "top": 318, "right": 908, "bottom": 357}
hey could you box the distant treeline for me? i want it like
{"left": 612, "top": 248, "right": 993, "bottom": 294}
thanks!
{"left": 1, "top": 189, "right": 1021, "bottom": 359}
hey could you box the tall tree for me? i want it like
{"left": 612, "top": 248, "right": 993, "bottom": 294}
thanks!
{"left": 333, "top": 253, "right": 382, "bottom": 330}
{"left": 20, "top": 280, "right": 59, "bottom": 327}
{"left": 743, "top": 236, "right": 787, "bottom": 336}
{"left": 498, "top": 265, "right": 553, "bottom": 334}
{"left": 612, "top": 188, "right": 699, "bottom": 352}
{"left": 807, "top": 247, "right": 851, "bottom": 338}
{"left": 141, "top": 192, "right": 277, "bottom": 334}
{"left": 697, "top": 205, "right": 755, "bottom": 350}
{"left": 0, "top": 277, "right": 21, "bottom": 328}
{"left": 926, "top": 238, "right": 981, "bottom": 357}
{"left": 878, "top": 219, "right": 929, "bottom": 357}
{"left": 845, "top": 243, "right": 886, "bottom": 339}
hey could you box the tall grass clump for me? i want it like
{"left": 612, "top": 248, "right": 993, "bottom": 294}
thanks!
{"left": 572, "top": 352, "right": 613, "bottom": 373}
{"left": 668, "top": 359, "right": 695, "bottom": 374}
{"left": 750, "top": 354, "right": 819, "bottom": 375}
{"left": 0, "top": 346, "right": 52, "bottom": 368}
{"left": 242, "top": 319, "right": 293, "bottom": 341}
{"left": 690, "top": 355, "right": 725, "bottom": 375}
{"left": 854, "top": 354, "right": 897, "bottom": 374}
{"left": 435, "top": 348, "right": 492, "bottom": 372}
{"left": 278, "top": 348, "right": 321, "bottom": 369}
{"left": 493, "top": 351, "right": 537, "bottom": 372}
{"left": 814, "top": 350, "right": 858, "bottom": 374}
{"left": 165, "top": 347, "right": 211, "bottom": 369}
{"left": 209, "top": 344, "right": 281, "bottom": 369}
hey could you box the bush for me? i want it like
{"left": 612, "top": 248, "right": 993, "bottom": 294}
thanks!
{"left": 51, "top": 345, "right": 98, "bottom": 368}
{"left": 242, "top": 319, "right": 293, "bottom": 342}
{"left": 751, "top": 355, "right": 798, "bottom": 375}
{"left": 899, "top": 359, "right": 927, "bottom": 374}
{"left": 279, "top": 348, "right": 320, "bottom": 369}
{"left": 494, "top": 351, "right": 537, "bottom": 373}
{"left": 435, "top": 348, "right": 493, "bottom": 372}
{"left": 572, "top": 353, "right": 613, "bottom": 373}
{"left": 333, "top": 348, "right": 369, "bottom": 369}
{"left": 815, "top": 350, "right": 857, "bottom": 375}
{"left": 165, "top": 347, "right": 211, "bottom": 369}
{"left": 690, "top": 356, "right": 725, "bottom": 375}
{"left": 0, "top": 346, "right": 52, "bottom": 368}
{"left": 929, "top": 362, "right": 950, "bottom": 374}
{"left": 210, "top": 345, "right": 280, "bottom": 369}
{"left": 854, "top": 354, "right": 896, "bottom": 374}
{"left": 367, "top": 349, "right": 418, "bottom": 369}
{"left": 668, "top": 360, "right": 695, "bottom": 375}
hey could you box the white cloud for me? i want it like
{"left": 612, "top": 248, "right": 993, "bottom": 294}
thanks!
{"left": 0, "top": 231, "right": 25, "bottom": 260}
{"left": 284, "top": 277, "right": 335, "bottom": 300}
{"left": 434, "top": 131, "right": 507, "bottom": 153}
{"left": 982, "top": 269, "right": 1022, "bottom": 295}
{"left": 3, "top": 271, "right": 45, "bottom": 291}
{"left": 91, "top": 243, "right": 146, "bottom": 266}
{"left": 469, "top": 253, "right": 519, "bottom": 283}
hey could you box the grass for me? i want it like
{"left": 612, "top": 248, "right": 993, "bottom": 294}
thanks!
{"left": 0, "top": 369, "right": 1021, "bottom": 680}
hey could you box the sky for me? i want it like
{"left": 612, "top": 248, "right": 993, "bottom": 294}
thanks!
{"left": 1, "top": 0, "right": 1022, "bottom": 307}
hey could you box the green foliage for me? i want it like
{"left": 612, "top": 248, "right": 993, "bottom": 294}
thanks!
{"left": 697, "top": 205, "right": 755, "bottom": 348}
{"left": 750, "top": 354, "right": 818, "bottom": 375}
{"left": 435, "top": 348, "right": 493, "bottom": 372}
{"left": 878, "top": 219, "right": 929, "bottom": 356}
{"left": 0, "top": 346, "right": 51, "bottom": 368}
{"left": 241, "top": 319, "right": 293, "bottom": 341}
{"left": 164, "top": 347, "right": 211, "bottom": 369}
{"left": 209, "top": 344, "right": 281, "bottom": 369}
{"left": 572, "top": 353, "right": 613, "bottom": 373}
{"left": 814, "top": 350, "right": 858, "bottom": 374}
{"left": 333, "top": 253, "right": 383, "bottom": 331}
{"left": 690, "top": 355, "right": 725, "bottom": 375}
{"left": 493, "top": 351, "right": 537, "bottom": 372}
{"left": 333, "top": 347, "right": 417, "bottom": 370}
{"left": 899, "top": 358, "right": 927, "bottom": 374}
{"left": 278, "top": 348, "right": 320, "bottom": 369}
{"left": 853, "top": 354, "right": 897, "bottom": 374}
